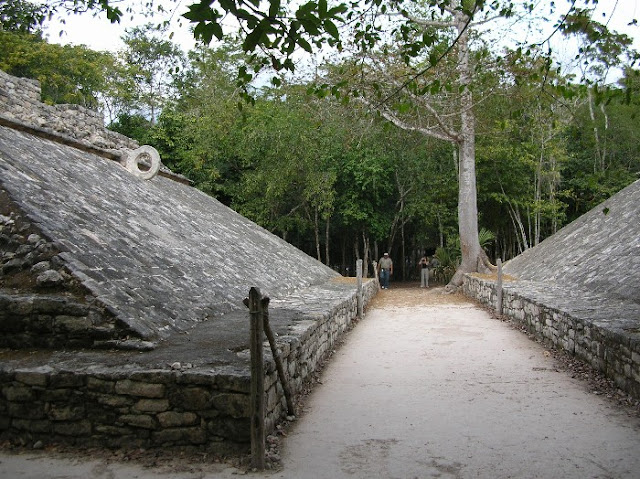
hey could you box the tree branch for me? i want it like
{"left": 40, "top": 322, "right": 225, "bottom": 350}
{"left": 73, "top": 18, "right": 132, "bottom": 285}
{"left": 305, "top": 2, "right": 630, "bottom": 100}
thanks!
{"left": 377, "top": 105, "right": 459, "bottom": 143}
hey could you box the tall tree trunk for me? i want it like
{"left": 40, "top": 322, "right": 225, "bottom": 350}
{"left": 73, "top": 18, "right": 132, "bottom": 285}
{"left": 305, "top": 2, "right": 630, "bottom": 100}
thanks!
{"left": 362, "top": 231, "right": 370, "bottom": 279}
{"left": 437, "top": 211, "right": 444, "bottom": 248}
{"left": 534, "top": 137, "right": 544, "bottom": 246}
{"left": 587, "top": 88, "right": 608, "bottom": 172}
{"left": 599, "top": 102, "right": 608, "bottom": 170}
{"left": 341, "top": 236, "right": 347, "bottom": 276}
{"left": 401, "top": 212, "right": 406, "bottom": 281}
{"left": 374, "top": 240, "right": 379, "bottom": 268}
{"left": 325, "top": 217, "right": 330, "bottom": 267}
{"left": 448, "top": 13, "right": 489, "bottom": 288}
{"left": 314, "top": 207, "right": 321, "bottom": 262}
{"left": 352, "top": 237, "right": 360, "bottom": 277}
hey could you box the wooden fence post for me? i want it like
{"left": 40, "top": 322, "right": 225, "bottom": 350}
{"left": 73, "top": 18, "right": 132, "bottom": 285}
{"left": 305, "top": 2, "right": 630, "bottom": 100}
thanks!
{"left": 373, "top": 260, "right": 379, "bottom": 289}
{"left": 261, "top": 298, "right": 295, "bottom": 416}
{"left": 356, "top": 259, "right": 363, "bottom": 319}
{"left": 496, "top": 258, "right": 503, "bottom": 316}
{"left": 248, "top": 287, "right": 265, "bottom": 470}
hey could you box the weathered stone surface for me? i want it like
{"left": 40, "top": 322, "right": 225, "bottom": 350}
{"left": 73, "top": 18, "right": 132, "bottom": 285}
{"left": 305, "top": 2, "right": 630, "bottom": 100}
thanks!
{"left": 52, "top": 420, "right": 92, "bottom": 436}
{"left": 464, "top": 179, "right": 640, "bottom": 399}
{"left": 207, "top": 417, "right": 251, "bottom": 443}
{"left": 0, "top": 69, "right": 379, "bottom": 454}
{"left": 7, "top": 402, "right": 45, "bottom": 419}
{"left": 93, "top": 393, "right": 133, "bottom": 408}
{"left": 30, "top": 261, "right": 50, "bottom": 274}
{"left": 36, "top": 270, "right": 64, "bottom": 287}
{"left": 151, "top": 426, "right": 207, "bottom": 444}
{"left": 0, "top": 70, "right": 137, "bottom": 153}
{"left": 503, "top": 179, "right": 640, "bottom": 304}
{"left": 86, "top": 378, "right": 115, "bottom": 394}
{"left": 211, "top": 393, "right": 250, "bottom": 419}
{"left": 170, "top": 387, "right": 212, "bottom": 411}
{"left": 11, "top": 418, "right": 50, "bottom": 433}
{"left": 156, "top": 411, "right": 199, "bottom": 428}
{"left": 2, "top": 385, "right": 34, "bottom": 402}
{"left": 48, "top": 404, "right": 85, "bottom": 421}
{"left": 118, "top": 414, "right": 156, "bottom": 429}
{"left": 133, "top": 399, "right": 169, "bottom": 413}
{"left": 15, "top": 369, "right": 50, "bottom": 387}
{"left": 0, "top": 118, "right": 340, "bottom": 342}
{"left": 115, "top": 380, "right": 165, "bottom": 398}
{"left": 94, "top": 424, "right": 133, "bottom": 436}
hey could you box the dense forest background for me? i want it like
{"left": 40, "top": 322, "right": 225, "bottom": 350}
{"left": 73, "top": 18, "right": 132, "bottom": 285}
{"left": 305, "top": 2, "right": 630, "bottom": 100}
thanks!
{"left": 1, "top": 1, "right": 639, "bottom": 282}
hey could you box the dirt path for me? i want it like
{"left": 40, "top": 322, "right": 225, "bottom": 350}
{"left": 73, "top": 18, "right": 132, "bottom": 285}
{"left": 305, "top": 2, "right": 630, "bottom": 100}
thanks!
{"left": 2, "top": 286, "right": 640, "bottom": 478}
{"left": 273, "top": 286, "right": 640, "bottom": 478}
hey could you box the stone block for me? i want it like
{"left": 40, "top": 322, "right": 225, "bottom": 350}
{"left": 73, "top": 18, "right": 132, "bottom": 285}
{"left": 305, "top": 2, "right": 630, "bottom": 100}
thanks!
{"left": 175, "top": 371, "right": 217, "bottom": 387}
{"left": 52, "top": 420, "right": 92, "bottom": 436}
{"left": 157, "top": 411, "right": 199, "bottom": 428}
{"left": 54, "top": 316, "right": 93, "bottom": 333}
{"left": 49, "top": 373, "right": 85, "bottom": 389}
{"left": 128, "top": 371, "right": 174, "bottom": 384}
{"left": 15, "top": 370, "right": 49, "bottom": 387}
{"left": 211, "top": 393, "right": 250, "bottom": 419}
{"left": 169, "top": 387, "right": 211, "bottom": 410}
{"left": 133, "top": 398, "right": 169, "bottom": 413}
{"left": 87, "top": 377, "right": 115, "bottom": 394}
{"left": 118, "top": 414, "right": 156, "bottom": 429}
{"left": 266, "top": 387, "right": 279, "bottom": 413}
{"left": 115, "top": 379, "right": 165, "bottom": 398}
{"left": 94, "top": 393, "right": 134, "bottom": 408}
{"left": 207, "top": 417, "right": 250, "bottom": 443}
{"left": 94, "top": 424, "right": 134, "bottom": 436}
{"left": 12, "top": 418, "right": 51, "bottom": 433}
{"left": 48, "top": 404, "right": 85, "bottom": 421}
{"left": 2, "top": 385, "right": 34, "bottom": 401}
{"left": 7, "top": 298, "right": 33, "bottom": 315}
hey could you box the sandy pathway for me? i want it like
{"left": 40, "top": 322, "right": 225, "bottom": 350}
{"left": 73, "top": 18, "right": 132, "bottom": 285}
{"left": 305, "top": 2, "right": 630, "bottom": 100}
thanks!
{"left": 273, "top": 286, "right": 640, "bottom": 478}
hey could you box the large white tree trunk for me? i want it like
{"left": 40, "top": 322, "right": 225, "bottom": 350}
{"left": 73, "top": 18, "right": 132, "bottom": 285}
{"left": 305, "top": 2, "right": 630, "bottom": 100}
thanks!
{"left": 447, "top": 11, "right": 487, "bottom": 288}
{"left": 372, "top": 3, "right": 493, "bottom": 288}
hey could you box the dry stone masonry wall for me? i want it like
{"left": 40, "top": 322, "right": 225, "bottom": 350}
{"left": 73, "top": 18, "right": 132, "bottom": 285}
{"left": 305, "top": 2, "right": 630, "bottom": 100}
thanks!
{"left": 0, "top": 280, "right": 377, "bottom": 452}
{"left": 464, "top": 275, "right": 640, "bottom": 398}
{"left": 0, "top": 188, "right": 133, "bottom": 349}
{"left": 0, "top": 367, "right": 251, "bottom": 452}
{"left": 0, "top": 70, "right": 138, "bottom": 153}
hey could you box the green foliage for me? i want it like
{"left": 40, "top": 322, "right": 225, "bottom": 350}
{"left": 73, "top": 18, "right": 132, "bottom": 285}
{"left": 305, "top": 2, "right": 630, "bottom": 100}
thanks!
{"left": 108, "top": 113, "right": 153, "bottom": 143}
{"left": 0, "top": 30, "right": 114, "bottom": 107}
{"left": 3, "top": 1, "right": 640, "bottom": 273}
{"left": 120, "top": 23, "right": 186, "bottom": 123}
{"left": 0, "top": 0, "right": 47, "bottom": 34}
{"left": 181, "top": 0, "right": 347, "bottom": 93}
{"left": 435, "top": 228, "right": 495, "bottom": 283}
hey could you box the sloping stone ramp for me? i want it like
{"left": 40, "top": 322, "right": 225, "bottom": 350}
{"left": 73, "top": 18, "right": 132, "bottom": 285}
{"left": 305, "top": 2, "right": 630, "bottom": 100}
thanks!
{"left": 0, "top": 70, "right": 376, "bottom": 454}
{"left": 464, "top": 179, "right": 640, "bottom": 397}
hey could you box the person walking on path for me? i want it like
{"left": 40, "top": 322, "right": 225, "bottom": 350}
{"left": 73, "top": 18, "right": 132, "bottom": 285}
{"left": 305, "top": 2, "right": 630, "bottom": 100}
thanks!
{"left": 419, "top": 254, "right": 431, "bottom": 288}
{"left": 378, "top": 252, "right": 393, "bottom": 289}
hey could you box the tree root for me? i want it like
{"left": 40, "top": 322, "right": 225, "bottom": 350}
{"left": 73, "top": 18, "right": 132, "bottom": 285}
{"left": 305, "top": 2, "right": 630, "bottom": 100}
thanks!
{"left": 445, "top": 250, "right": 497, "bottom": 292}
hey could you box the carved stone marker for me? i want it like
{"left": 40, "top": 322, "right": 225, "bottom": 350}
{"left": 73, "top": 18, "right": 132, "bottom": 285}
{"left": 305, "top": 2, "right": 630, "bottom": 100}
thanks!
{"left": 125, "top": 145, "right": 161, "bottom": 180}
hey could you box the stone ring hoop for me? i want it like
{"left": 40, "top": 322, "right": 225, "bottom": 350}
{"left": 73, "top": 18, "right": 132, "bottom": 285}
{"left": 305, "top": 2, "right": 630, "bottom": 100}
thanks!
{"left": 125, "top": 145, "right": 161, "bottom": 180}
